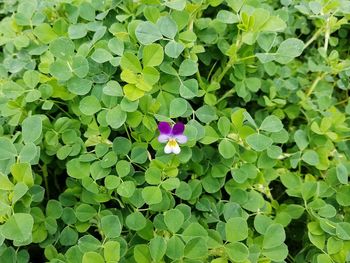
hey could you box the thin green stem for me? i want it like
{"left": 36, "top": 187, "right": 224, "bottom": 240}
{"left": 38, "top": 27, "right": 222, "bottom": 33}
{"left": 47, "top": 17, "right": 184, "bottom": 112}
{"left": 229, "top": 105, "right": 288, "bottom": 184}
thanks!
{"left": 216, "top": 57, "right": 235, "bottom": 83}
{"left": 304, "top": 27, "right": 323, "bottom": 50}
{"left": 207, "top": 61, "right": 218, "bottom": 81}
{"left": 215, "top": 89, "right": 235, "bottom": 105}
{"left": 237, "top": 55, "right": 256, "bottom": 62}
{"left": 196, "top": 71, "right": 205, "bottom": 90}
{"left": 124, "top": 123, "right": 131, "bottom": 141}
{"left": 42, "top": 164, "right": 50, "bottom": 199}
{"left": 211, "top": 32, "right": 242, "bottom": 84}
{"left": 305, "top": 73, "right": 326, "bottom": 98}
{"left": 324, "top": 17, "right": 331, "bottom": 51}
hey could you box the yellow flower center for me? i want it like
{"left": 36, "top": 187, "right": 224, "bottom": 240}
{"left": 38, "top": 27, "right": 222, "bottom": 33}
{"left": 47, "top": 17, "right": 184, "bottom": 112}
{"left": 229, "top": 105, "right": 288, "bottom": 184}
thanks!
{"left": 168, "top": 138, "right": 177, "bottom": 147}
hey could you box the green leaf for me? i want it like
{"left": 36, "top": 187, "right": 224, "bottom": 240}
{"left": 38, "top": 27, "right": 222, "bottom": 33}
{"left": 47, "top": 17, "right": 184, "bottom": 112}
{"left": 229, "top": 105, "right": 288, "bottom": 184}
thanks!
{"left": 149, "top": 236, "right": 167, "bottom": 262}
{"left": 72, "top": 56, "right": 89, "bottom": 78}
{"left": 200, "top": 125, "right": 220, "bottom": 144}
{"left": 78, "top": 235, "right": 101, "bottom": 253}
{"left": 260, "top": 115, "right": 283, "bottom": 132}
{"left": 336, "top": 222, "right": 350, "bottom": 240}
{"left": 180, "top": 79, "right": 198, "bottom": 99}
{"left": 294, "top": 130, "right": 308, "bottom": 150}
{"left": 46, "top": 200, "right": 63, "bottom": 219}
{"left": 225, "top": 217, "right": 248, "bottom": 242}
{"left": 121, "top": 52, "right": 142, "bottom": 73}
{"left": 101, "top": 215, "right": 122, "bottom": 238}
{"left": 19, "top": 143, "right": 37, "bottom": 163}
{"left": 0, "top": 138, "right": 17, "bottom": 160}
{"left": 104, "top": 175, "right": 121, "bottom": 190}
{"left": 256, "top": 54, "right": 276, "bottom": 63}
{"left": 195, "top": 105, "right": 218, "bottom": 123}
{"left": 254, "top": 214, "right": 274, "bottom": 234}
{"left": 166, "top": 236, "right": 185, "bottom": 260}
{"left": 11, "top": 163, "right": 34, "bottom": 187}
{"left": 79, "top": 96, "right": 101, "bottom": 115}
{"left": 67, "top": 77, "right": 92, "bottom": 95}
{"left": 68, "top": 23, "right": 88, "bottom": 39}
{"left": 216, "top": 10, "right": 238, "bottom": 24}
{"left": 106, "top": 106, "right": 127, "bottom": 129}
{"left": 218, "top": 117, "right": 231, "bottom": 136}
{"left": 218, "top": 139, "right": 236, "bottom": 159}
{"left": 143, "top": 44, "right": 164, "bottom": 67}
{"left": 33, "top": 23, "right": 57, "bottom": 44}
{"left": 135, "top": 21, "right": 163, "bottom": 45}
{"left": 182, "top": 222, "right": 208, "bottom": 240}
{"left": 67, "top": 159, "right": 90, "bottom": 179}
{"left": 164, "top": 0, "right": 186, "bottom": 10}
{"left": 225, "top": 242, "right": 249, "bottom": 262}
{"left": 142, "top": 67, "right": 160, "bottom": 85}
{"left": 117, "top": 181, "right": 135, "bottom": 198}
{"left": 246, "top": 133, "right": 273, "bottom": 151}
{"left": 262, "top": 244, "right": 288, "bottom": 261}
{"left": 23, "top": 70, "right": 40, "bottom": 89}
{"left": 275, "top": 38, "right": 305, "bottom": 64}
{"left": 326, "top": 236, "right": 343, "bottom": 255}
{"left": 82, "top": 252, "right": 104, "bottom": 263}
{"left": 49, "top": 37, "right": 75, "bottom": 59}
{"left": 142, "top": 186, "right": 162, "bottom": 205}
{"left": 123, "top": 84, "right": 145, "bottom": 101}
{"left": 179, "top": 59, "right": 198, "bottom": 76}
{"left": 0, "top": 173, "right": 14, "bottom": 190}
{"left": 1, "top": 213, "right": 34, "bottom": 242}
{"left": 104, "top": 241, "right": 120, "bottom": 262}
{"left": 317, "top": 254, "right": 333, "bottom": 263}
{"left": 165, "top": 40, "right": 185, "bottom": 58}
{"left": 302, "top": 150, "right": 319, "bottom": 166}
{"left": 267, "top": 145, "right": 282, "bottom": 159}
{"left": 336, "top": 185, "right": 350, "bottom": 206}
{"left": 91, "top": 48, "right": 113, "bottom": 63}
{"left": 108, "top": 38, "right": 124, "bottom": 56}
{"left": 184, "top": 237, "right": 208, "bottom": 259}
{"left": 126, "top": 211, "right": 147, "bottom": 231}
{"left": 75, "top": 204, "right": 97, "bottom": 222}
{"left": 12, "top": 182, "right": 28, "bottom": 204}
{"left": 261, "top": 16, "right": 287, "bottom": 32}
{"left": 336, "top": 163, "right": 348, "bottom": 184}
{"left": 79, "top": 2, "right": 95, "bottom": 21}
{"left": 131, "top": 146, "right": 148, "bottom": 163}
{"left": 318, "top": 204, "right": 336, "bottom": 218}
{"left": 22, "top": 115, "right": 42, "bottom": 144}
{"left": 157, "top": 16, "right": 178, "bottom": 39}
{"left": 49, "top": 59, "right": 72, "bottom": 81}
{"left": 263, "top": 224, "right": 286, "bottom": 249}
{"left": 169, "top": 98, "right": 188, "bottom": 118}
{"left": 164, "top": 209, "right": 184, "bottom": 233}
{"left": 134, "top": 244, "right": 152, "bottom": 263}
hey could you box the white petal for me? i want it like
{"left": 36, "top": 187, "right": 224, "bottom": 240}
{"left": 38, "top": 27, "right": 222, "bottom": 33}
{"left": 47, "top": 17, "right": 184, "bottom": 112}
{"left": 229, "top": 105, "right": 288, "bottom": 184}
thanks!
{"left": 174, "top": 135, "right": 187, "bottom": 144}
{"left": 158, "top": 134, "right": 170, "bottom": 143}
{"left": 164, "top": 142, "right": 173, "bottom": 154}
{"left": 172, "top": 143, "right": 181, "bottom": 154}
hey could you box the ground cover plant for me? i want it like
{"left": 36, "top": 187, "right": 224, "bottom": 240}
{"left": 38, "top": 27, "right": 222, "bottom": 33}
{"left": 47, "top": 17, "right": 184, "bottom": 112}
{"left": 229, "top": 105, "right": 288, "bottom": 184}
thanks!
{"left": 0, "top": 0, "right": 350, "bottom": 262}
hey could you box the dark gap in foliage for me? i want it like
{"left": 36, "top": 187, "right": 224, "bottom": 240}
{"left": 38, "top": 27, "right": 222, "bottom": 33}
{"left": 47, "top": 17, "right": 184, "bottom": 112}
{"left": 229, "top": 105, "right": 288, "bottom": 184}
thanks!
{"left": 285, "top": 214, "right": 308, "bottom": 256}
{"left": 28, "top": 244, "right": 45, "bottom": 262}
{"left": 269, "top": 180, "right": 287, "bottom": 201}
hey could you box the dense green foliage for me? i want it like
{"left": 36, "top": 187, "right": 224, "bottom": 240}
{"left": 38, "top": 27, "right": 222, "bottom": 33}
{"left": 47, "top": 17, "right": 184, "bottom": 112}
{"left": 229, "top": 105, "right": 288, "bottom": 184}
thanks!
{"left": 0, "top": 0, "right": 350, "bottom": 262}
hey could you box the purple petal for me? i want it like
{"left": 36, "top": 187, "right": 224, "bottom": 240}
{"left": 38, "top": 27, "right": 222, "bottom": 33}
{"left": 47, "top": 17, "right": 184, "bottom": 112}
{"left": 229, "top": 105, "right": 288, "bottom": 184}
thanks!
{"left": 158, "top": 122, "right": 171, "bottom": 135}
{"left": 174, "top": 134, "right": 187, "bottom": 144}
{"left": 158, "top": 134, "right": 170, "bottom": 143}
{"left": 171, "top": 122, "right": 185, "bottom": 135}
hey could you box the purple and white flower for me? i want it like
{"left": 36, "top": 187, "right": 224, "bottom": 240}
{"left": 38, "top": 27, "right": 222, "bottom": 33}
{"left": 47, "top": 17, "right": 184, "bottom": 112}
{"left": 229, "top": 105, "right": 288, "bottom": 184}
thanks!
{"left": 158, "top": 122, "right": 188, "bottom": 154}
